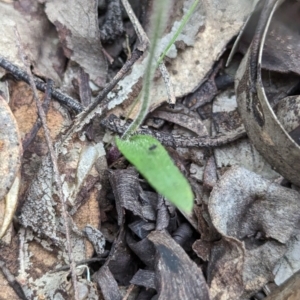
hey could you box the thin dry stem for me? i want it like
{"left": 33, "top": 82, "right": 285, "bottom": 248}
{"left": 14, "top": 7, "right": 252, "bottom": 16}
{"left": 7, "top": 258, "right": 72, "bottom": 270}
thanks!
{"left": 14, "top": 28, "right": 79, "bottom": 300}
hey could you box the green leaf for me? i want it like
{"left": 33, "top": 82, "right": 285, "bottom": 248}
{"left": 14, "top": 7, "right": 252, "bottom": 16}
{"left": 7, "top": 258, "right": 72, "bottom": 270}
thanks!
{"left": 116, "top": 135, "right": 194, "bottom": 213}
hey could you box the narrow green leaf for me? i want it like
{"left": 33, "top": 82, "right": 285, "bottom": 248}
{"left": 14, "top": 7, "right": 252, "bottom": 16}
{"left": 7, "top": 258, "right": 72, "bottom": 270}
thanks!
{"left": 116, "top": 135, "right": 194, "bottom": 212}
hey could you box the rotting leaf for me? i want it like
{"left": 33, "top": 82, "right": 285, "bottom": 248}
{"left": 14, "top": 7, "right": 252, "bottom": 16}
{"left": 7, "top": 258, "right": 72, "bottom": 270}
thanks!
{"left": 109, "top": 168, "right": 144, "bottom": 225}
{"left": 0, "top": 96, "right": 22, "bottom": 202}
{"left": 148, "top": 230, "right": 210, "bottom": 300}
{"left": 116, "top": 135, "right": 194, "bottom": 212}
{"left": 208, "top": 167, "right": 300, "bottom": 297}
{"left": 0, "top": 2, "right": 65, "bottom": 83}
{"left": 45, "top": 0, "right": 107, "bottom": 87}
{"left": 208, "top": 238, "right": 245, "bottom": 300}
{"left": 209, "top": 167, "right": 300, "bottom": 245}
{"left": 151, "top": 103, "right": 209, "bottom": 137}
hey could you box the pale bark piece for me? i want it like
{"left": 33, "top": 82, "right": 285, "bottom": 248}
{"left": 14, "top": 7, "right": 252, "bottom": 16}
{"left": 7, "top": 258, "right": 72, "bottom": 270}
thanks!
{"left": 0, "top": 2, "right": 65, "bottom": 83}
{"left": 28, "top": 271, "right": 98, "bottom": 300}
{"left": 108, "top": 0, "right": 258, "bottom": 118}
{"left": 0, "top": 173, "right": 20, "bottom": 238}
{"left": 266, "top": 270, "right": 300, "bottom": 300}
{"left": 83, "top": 225, "right": 106, "bottom": 256}
{"left": 45, "top": 0, "right": 107, "bottom": 87}
{"left": 148, "top": 230, "right": 210, "bottom": 300}
{"left": 273, "top": 230, "right": 300, "bottom": 286}
{"left": 203, "top": 156, "right": 218, "bottom": 190}
{"left": 0, "top": 96, "right": 22, "bottom": 202}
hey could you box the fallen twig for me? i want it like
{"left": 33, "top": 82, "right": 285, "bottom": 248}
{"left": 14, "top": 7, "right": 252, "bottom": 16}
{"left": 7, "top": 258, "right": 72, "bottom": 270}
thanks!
{"left": 101, "top": 114, "right": 247, "bottom": 148}
{"left": 0, "top": 55, "right": 83, "bottom": 113}
{"left": 61, "top": 48, "right": 143, "bottom": 144}
{"left": 0, "top": 260, "right": 28, "bottom": 300}
{"left": 22, "top": 79, "right": 53, "bottom": 151}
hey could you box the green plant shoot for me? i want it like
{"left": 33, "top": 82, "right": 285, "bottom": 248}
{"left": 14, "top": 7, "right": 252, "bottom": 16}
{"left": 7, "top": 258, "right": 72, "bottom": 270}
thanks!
{"left": 115, "top": 0, "right": 200, "bottom": 213}
{"left": 116, "top": 135, "right": 194, "bottom": 212}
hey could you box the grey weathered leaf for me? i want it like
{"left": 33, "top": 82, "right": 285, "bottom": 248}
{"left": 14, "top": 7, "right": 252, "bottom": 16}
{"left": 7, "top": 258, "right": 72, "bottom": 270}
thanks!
{"left": 45, "top": 0, "right": 107, "bottom": 87}
{"left": 0, "top": 2, "right": 65, "bottom": 83}
{"left": 208, "top": 167, "right": 300, "bottom": 298}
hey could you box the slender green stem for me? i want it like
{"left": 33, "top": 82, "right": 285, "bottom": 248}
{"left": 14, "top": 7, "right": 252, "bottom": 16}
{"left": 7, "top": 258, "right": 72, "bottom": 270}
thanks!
{"left": 122, "top": 0, "right": 170, "bottom": 140}
{"left": 157, "top": 0, "right": 200, "bottom": 66}
{"left": 122, "top": 0, "right": 199, "bottom": 139}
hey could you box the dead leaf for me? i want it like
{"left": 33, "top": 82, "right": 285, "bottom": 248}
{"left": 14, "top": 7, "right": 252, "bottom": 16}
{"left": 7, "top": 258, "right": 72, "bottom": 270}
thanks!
{"left": 151, "top": 103, "right": 209, "bottom": 137}
{"left": 96, "top": 266, "right": 122, "bottom": 300}
{"left": 108, "top": 0, "right": 259, "bottom": 118}
{"left": 0, "top": 173, "right": 20, "bottom": 238}
{"left": 148, "top": 230, "right": 211, "bottom": 300}
{"left": 0, "top": 1, "right": 65, "bottom": 83}
{"left": 208, "top": 167, "right": 300, "bottom": 297}
{"left": 0, "top": 96, "right": 22, "bottom": 202}
{"left": 212, "top": 89, "right": 278, "bottom": 179}
{"left": 266, "top": 270, "right": 300, "bottom": 300}
{"left": 45, "top": 0, "right": 107, "bottom": 87}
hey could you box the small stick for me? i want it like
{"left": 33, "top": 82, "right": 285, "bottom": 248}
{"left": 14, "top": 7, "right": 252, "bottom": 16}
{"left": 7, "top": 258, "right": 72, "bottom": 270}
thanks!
{"left": 0, "top": 260, "right": 28, "bottom": 300}
{"left": 14, "top": 28, "right": 80, "bottom": 300}
{"left": 101, "top": 114, "right": 247, "bottom": 148}
{"left": 120, "top": 0, "right": 149, "bottom": 51}
{"left": 22, "top": 79, "right": 53, "bottom": 151}
{"left": 61, "top": 48, "right": 143, "bottom": 143}
{"left": 0, "top": 55, "right": 83, "bottom": 113}
{"left": 52, "top": 257, "right": 107, "bottom": 272}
